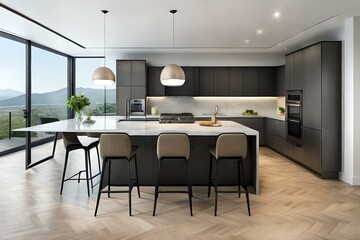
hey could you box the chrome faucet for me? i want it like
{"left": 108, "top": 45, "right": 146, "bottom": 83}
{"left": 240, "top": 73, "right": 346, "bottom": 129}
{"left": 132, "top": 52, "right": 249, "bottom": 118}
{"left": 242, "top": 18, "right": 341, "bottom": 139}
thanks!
{"left": 215, "top": 105, "right": 218, "bottom": 114}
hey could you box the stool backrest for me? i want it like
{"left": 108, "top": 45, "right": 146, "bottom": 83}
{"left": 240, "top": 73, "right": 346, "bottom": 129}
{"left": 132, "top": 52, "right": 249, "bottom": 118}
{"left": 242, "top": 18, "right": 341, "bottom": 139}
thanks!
{"left": 215, "top": 133, "right": 247, "bottom": 159}
{"left": 62, "top": 132, "right": 81, "bottom": 148}
{"left": 157, "top": 133, "right": 190, "bottom": 160}
{"left": 99, "top": 134, "right": 131, "bottom": 159}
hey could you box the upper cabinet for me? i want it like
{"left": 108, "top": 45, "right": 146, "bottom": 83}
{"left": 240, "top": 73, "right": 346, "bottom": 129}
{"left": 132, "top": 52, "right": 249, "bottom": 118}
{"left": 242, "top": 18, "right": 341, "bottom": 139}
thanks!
{"left": 276, "top": 65, "right": 285, "bottom": 96}
{"left": 285, "top": 50, "right": 303, "bottom": 91}
{"left": 116, "top": 60, "right": 146, "bottom": 115}
{"left": 146, "top": 66, "right": 277, "bottom": 97}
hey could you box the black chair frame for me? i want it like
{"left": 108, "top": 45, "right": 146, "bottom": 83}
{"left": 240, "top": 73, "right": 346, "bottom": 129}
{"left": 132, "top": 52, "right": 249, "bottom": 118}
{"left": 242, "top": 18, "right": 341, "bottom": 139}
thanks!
{"left": 94, "top": 150, "right": 140, "bottom": 217}
{"left": 153, "top": 157, "right": 193, "bottom": 216}
{"left": 207, "top": 154, "right": 251, "bottom": 216}
{"left": 60, "top": 141, "right": 101, "bottom": 197}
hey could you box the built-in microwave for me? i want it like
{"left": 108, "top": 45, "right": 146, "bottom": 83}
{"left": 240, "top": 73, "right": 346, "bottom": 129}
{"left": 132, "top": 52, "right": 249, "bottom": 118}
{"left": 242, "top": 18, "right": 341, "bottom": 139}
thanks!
{"left": 286, "top": 90, "right": 302, "bottom": 145}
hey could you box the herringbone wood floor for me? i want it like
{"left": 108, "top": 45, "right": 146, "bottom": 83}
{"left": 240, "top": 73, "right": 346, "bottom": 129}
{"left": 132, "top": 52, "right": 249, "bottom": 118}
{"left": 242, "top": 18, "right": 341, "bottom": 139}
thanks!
{"left": 0, "top": 141, "right": 359, "bottom": 240}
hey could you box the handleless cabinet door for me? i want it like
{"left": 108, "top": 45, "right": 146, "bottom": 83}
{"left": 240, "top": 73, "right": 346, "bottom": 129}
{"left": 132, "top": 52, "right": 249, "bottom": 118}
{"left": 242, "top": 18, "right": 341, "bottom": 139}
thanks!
{"left": 303, "top": 44, "right": 321, "bottom": 130}
{"left": 131, "top": 86, "right": 146, "bottom": 99}
{"left": 166, "top": 67, "right": 196, "bottom": 96}
{"left": 257, "top": 67, "right": 276, "bottom": 96}
{"left": 214, "top": 68, "right": 229, "bottom": 96}
{"left": 303, "top": 127, "right": 321, "bottom": 174}
{"left": 131, "top": 60, "right": 146, "bottom": 86}
{"left": 276, "top": 65, "right": 285, "bottom": 96}
{"left": 116, "top": 60, "right": 131, "bottom": 86}
{"left": 229, "top": 68, "right": 244, "bottom": 96}
{"left": 147, "top": 67, "right": 165, "bottom": 96}
{"left": 244, "top": 68, "right": 258, "bottom": 96}
{"left": 116, "top": 86, "right": 131, "bottom": 115}
{"left": 293, "top": 51, "right": 303, "bottom": 90}
{"left": 285, "top": 54, "right": 294, "bottom": 91}
{"left": 199, "top": 67, "right": 214, "bottom": 96}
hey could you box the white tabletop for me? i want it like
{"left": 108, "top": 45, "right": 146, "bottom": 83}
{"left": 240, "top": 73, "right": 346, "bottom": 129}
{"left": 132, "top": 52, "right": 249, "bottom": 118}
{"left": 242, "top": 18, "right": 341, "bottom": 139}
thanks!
{"left": 15, "top": 116, "right": 259, "bottom": 137}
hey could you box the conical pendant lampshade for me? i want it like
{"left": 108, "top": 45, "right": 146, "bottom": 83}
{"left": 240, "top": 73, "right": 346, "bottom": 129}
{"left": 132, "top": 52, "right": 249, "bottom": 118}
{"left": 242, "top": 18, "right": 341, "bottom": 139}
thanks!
{"left": 160, "top": 10, "right": 185, "bottom": 87}
{"left": 92, "top": 10, "right": 115, "bottom": 85}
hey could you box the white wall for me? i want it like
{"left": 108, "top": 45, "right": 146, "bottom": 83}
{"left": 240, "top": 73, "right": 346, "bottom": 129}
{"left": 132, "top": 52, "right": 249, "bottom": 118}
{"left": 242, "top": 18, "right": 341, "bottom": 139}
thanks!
{"left": 340, "top": 17, "right": 360, "bottom": 185}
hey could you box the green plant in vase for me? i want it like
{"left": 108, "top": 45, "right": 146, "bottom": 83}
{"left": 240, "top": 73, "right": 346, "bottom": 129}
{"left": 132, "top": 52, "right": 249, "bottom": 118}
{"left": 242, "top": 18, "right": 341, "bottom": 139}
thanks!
{"left": 66, "top": 94, "right": 90, "bottom": 124}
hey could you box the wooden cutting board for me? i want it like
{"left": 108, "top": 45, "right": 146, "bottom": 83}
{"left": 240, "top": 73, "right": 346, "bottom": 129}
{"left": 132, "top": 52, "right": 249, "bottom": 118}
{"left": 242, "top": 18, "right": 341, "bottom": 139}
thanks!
{"left": 199, "top": 121, "right": 222, "bottom": 127}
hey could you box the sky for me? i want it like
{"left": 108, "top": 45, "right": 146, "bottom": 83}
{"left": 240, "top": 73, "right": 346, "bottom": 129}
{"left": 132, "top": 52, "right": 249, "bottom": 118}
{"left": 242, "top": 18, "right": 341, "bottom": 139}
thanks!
{"left": 0, "top": 36, "right": 115, "bottom": 94}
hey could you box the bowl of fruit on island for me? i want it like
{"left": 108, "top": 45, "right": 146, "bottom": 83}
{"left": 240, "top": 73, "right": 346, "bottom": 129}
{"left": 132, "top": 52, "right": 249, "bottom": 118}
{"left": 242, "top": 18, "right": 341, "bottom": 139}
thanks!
{"left": 242, "top": 109, "right": 258, "bottom": 115}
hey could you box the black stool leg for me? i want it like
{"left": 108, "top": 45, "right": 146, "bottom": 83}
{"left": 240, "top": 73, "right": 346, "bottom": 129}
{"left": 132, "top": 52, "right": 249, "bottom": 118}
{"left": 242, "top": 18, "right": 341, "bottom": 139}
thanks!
{"left": 214, "top": 160, "right": 218, "bottom": 216}
{"left": 237, "top": 160, "right": 241, "bottom": 198}
{"left": 128, "top": 159, "right": 132, "bottom": 216}
{"left": 185, "top": 160, "right": 193, "bottom": 216}
{"left": 153, "top": 160, "right": 161, "bottom": 216}
{"left": 51, "top": 132, "right": 58, "bottom": 157}
{"left": 207, "top": 154, "right": 213, "bottom": 198}
{"left": 84, "top": 150, "right": 90, "bottom": 197}
{"left": 87, "top": 150, "right": 94, "bottom": 191}
{"left": 108, "top": 161, "right": 111, "bottom": 198}
{"left": 94, "top": 159, "right": 108, "bottom": 216}
{"left": 60, "top": 150, "right": 69, "bottom": 195}
{"left": 134, "top": 155, "right": 141, "bottom": 198}
{"left": 96, "top": 146, "right": 101, "bottom": 173}
{"left": 240, "top": 158, "right": 251, "bottom": 216}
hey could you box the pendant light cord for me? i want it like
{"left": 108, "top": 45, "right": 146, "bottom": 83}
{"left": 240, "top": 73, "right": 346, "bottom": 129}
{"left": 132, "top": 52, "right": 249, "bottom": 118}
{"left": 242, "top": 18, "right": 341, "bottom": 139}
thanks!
{"left": 172, "top": 11, "right": 175, "bottom": 64}
{"left": 103, "top": 11, "right": 106, "bottom": 67}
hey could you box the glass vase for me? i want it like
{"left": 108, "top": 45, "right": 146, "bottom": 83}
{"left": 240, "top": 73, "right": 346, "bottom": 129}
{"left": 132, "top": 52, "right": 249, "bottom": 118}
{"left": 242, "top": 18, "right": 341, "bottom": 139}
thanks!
{"left": 75, "top": 111, "right": 83, "bottom": 125}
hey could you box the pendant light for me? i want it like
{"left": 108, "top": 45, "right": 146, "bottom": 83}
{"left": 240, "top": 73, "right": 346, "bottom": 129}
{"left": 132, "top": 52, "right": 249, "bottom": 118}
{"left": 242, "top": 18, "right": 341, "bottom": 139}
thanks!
{"left": 92, "top": 10, "right": 115, "bottom": 86}
{"left": 160, "top": 10, "right": 185, "bottom": 87}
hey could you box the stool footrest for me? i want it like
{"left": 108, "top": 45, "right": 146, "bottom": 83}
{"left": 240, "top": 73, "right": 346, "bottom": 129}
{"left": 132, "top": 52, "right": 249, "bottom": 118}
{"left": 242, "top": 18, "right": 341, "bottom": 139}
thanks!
{"left": 158, "top": 190, "right": 189, "bottom": 194}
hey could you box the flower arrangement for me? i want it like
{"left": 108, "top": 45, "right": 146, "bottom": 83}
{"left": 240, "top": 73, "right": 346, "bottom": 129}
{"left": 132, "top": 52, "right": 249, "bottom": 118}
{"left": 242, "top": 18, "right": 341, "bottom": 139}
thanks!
{"left": 66, "top": 94, "right": 90, "bottom": 113}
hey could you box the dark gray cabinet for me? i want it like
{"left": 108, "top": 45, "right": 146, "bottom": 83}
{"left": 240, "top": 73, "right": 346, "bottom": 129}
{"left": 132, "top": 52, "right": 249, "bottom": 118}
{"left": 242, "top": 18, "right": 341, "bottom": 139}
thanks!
{"left": 257, "top": 67, "right": 276, "bottom": 96}
{"left": 116, "top": 60, "right": 146, "bottom": 115}
{"left": 293, "top": 51, "right": 303, "bottom": 90}
{"left": 214, "top": 68, "right": 229, "bottom": 96}
{"left": 276, "top": 65, "right": 285, "bottom": 96}
{"left": 303, "top": 44, "right": 321, "bottom": 130}
{"left": 147, "top": 67, "right": 165, "bottom": 96}
{"left": 229, "top": 68, "right": 244, "bottom": 96}
{"left": 282, "top": 41, "right": 341, "bottom": 179}
{"left": 227, "top": 118, "right": 266, "bottom": 146}
{"left": 285, "top": 54, "right": 293, "bottom": 91}
{"left": 165, "top": 67, "right": 198, "bottom": 96}
{"left": 243, "top": 68, "right": 258, "bottom": 96}
{"left": 266, "top": 118, "right": 293, "bottom": 159}
{"left": 199, "top": 67, "right": 214, "bottom": 96}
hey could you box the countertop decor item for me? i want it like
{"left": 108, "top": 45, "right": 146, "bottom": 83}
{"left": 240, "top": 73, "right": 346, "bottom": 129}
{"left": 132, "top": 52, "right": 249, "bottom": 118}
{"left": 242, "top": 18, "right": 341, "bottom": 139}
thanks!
{"left": 199, "top": 121, "right": 222, "bottom": 127}
{"left": 66, "top": 94, "right": 90, "bottom": 124}
{"left": 242, "top": 109, "right": 258, "bottom": 115}
{"left": 160, "top": 10, "right": 185, "bottom": 86}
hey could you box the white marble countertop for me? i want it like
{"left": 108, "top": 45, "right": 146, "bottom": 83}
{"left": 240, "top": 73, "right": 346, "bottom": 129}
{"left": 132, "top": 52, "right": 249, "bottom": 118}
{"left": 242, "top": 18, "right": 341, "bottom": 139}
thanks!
{"left": 15, "top": 116, "right": 259, "bottom": 137}
{"left": 146, "top": 114, "right": 285, "bottom": 121}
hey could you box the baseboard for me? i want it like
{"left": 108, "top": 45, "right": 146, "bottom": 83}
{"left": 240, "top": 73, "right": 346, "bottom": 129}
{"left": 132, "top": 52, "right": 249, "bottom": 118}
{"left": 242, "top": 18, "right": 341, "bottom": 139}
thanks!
{"left": 339, "top": 172, "right": 360, "bottom": 185}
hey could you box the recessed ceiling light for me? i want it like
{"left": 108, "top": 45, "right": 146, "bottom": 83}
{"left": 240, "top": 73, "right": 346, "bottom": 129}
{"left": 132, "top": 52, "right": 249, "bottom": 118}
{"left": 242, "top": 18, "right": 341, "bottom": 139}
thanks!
{"left": 244, "top": 40, "right": 250, "bottom": 43}
{"left": 256, "top": 29, "right": 263, "bottom": 35}
{"left": 273, "top": 11, "right": 281, "bottom": 19}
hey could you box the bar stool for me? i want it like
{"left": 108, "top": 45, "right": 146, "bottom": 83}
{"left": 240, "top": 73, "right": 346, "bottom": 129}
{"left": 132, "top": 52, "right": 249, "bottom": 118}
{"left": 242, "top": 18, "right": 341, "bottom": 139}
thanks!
{"left": 60, "top": 132, "right": 101, "bottom": 197}
{"left": 94, "top": 133, "right": 140, "bottom": 216}
{"left": 207, "top": 133, "right": 251, "bottom": 216}
{"left": 153, "top": 133, "right": 193, "bottom": 216}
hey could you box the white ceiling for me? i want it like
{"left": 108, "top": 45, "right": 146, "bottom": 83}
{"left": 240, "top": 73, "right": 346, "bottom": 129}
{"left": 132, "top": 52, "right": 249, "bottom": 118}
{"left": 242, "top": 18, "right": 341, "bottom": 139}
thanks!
{"left": 1, "top": 0, "right": 360, "bottom": 58}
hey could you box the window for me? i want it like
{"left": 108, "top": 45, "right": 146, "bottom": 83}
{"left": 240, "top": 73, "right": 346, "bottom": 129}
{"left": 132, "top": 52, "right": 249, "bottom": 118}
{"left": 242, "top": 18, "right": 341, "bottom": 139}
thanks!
{"left": 76, "top": 58, "right": 116, "bottom": 115}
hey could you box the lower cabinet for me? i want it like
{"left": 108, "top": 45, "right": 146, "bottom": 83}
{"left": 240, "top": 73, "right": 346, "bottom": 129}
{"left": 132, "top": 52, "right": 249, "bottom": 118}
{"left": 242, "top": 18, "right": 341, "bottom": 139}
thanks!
{"left": 266, "top": 118, "right": 323, "bottom": 176}
{"left": 229, "top": 118, "right": 266, "bottom": 146}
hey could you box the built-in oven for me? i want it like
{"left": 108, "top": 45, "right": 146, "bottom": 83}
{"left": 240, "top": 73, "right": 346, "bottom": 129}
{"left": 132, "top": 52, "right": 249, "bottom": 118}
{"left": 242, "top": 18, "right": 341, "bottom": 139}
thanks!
{"left": 129, "top": 99, "right": 145, "bottom": 116}
{"left": 286, "top": 90, "right": 302, "bottom": 145}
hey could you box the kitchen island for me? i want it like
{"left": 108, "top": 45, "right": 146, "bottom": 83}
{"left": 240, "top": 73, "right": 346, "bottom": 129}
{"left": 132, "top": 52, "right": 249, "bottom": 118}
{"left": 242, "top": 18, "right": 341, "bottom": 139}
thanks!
{"left": 16, "top": 116, "right": 259, "bottom": 194}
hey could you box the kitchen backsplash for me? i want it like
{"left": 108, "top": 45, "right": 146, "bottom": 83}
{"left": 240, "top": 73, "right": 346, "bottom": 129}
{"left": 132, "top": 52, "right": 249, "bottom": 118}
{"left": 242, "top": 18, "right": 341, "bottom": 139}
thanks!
{"left": 147, "top": 96, "right": 285, "bottom": 116}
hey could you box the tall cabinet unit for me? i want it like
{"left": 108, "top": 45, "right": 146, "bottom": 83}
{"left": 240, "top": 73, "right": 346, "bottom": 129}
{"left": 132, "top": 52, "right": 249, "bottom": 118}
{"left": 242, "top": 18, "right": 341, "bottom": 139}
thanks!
{"left": 116, "top": 60, "right": 146, "bottom": 115}
{"left": 284, "top": 42, "right": 341, "bottom": 178}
